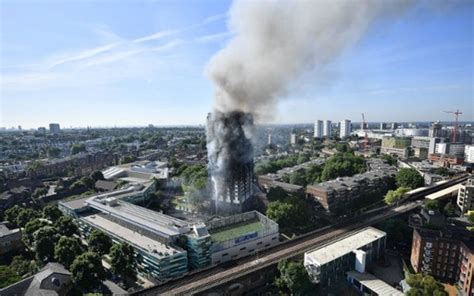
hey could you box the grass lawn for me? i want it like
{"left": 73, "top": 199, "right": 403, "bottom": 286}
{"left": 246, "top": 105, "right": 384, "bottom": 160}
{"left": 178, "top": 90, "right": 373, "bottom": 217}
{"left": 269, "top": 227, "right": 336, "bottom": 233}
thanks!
{"left": 210, "top": 220, "right": 265, "bottom": 243}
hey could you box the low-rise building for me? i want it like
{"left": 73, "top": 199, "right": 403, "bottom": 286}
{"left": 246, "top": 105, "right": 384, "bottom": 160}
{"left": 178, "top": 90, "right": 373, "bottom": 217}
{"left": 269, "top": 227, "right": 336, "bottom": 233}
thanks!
{"left": 0, "top": 222, "right": 22, "bottom": 255}
{"left": 207, "top": 211, "right": 279, "bottom": 265}
{"left": 304, "top": 227, "right": 386, "bottom": 290}
{"left": 306, "top": 168, "right": 396, "bottom": 214}
{"left": 458, "top": 178, "right": 474, "bottom": 214}
{"left": 381, "top": 136, "right": 411, "bottom": 158}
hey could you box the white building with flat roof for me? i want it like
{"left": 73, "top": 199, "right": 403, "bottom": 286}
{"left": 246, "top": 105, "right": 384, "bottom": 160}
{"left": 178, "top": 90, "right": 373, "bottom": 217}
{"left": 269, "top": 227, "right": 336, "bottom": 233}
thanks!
{"left": 340, "top": 120, "right": 351, "bottom": 139}
{"left": 466, "top": 145, "right": 474, "bottom": 164}
{"left": 323, "top": 120, "right": 332, "bottom": 137}
{"left": 314, "top": 120, "right": 323, "bottom": 138}
{"left": 304, "top": 227, "right": 386, "bottom": 288}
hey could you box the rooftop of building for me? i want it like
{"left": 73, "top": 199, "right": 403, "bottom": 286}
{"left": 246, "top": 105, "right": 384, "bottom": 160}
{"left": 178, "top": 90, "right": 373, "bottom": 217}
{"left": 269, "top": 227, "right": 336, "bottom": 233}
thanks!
{"left": 308, "top": 168, "right": 396, "bottom": 190}
{"left": 87, "top": 195, "right": 192, "bottom": 239}
{"left": 347, "top": 271, "right": 404, "bottom": 296}
{"left": 206, "top": 211, "right": 278, "bottom": 243}
{"left": 305, "top": 227, "right": 386, "bottom": 266}
{"left": 82, "top": 214, "right": 184, "bottom": 259}
{"left": 0, "top": 222, "right": 19, "bottom": 237}
{"left": 209, "top": 219, "right": 265, "bottom": 243}
{"left": 103, "top": 160, "right": 169, "bottom": 182}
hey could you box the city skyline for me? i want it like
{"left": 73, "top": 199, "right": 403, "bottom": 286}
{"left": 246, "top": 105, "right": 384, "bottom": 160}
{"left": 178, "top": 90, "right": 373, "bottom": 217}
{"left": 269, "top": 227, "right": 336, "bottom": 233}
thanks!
{"left": 1, "top": 0, "right": 473, "bottom": 128}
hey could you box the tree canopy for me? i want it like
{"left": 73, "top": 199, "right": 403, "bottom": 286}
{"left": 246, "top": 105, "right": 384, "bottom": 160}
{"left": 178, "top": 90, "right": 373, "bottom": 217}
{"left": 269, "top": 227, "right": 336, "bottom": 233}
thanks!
{"left": 274, "top": 260, "right": 313, "bottom": 296}
{"left": 55, "top": 216, "right": 78, "bottom": 236}
{"left": 320, "top": 152, "right": 366, "bottom": 181}
{"left": 405, "top": 273, "right": 447, "bottom": 296}
{"left": 42, "top": 204, "right": 63, "bottom": 221}
{"left": 88, "top": 230, "right": 112, "bottom": 256}
{"left": 55, "top": 236, "right": 84, "bottom": 268}
{"left": 70, "top": 252, "right": 106, "bottom": 291}
{"left": 266, "top": 195, "right": 311, "bottom": 231}
{"left": 109, "top": 243, "right": 136, "bottom": 282}
{"left": 396, "top": 168, "right": 424, "bottom": 189}
{"left": 384, "top": 187, "right": 410, "bottom": 205}
{"left": 34, "top": 226, "right": 59, "bottom": 262}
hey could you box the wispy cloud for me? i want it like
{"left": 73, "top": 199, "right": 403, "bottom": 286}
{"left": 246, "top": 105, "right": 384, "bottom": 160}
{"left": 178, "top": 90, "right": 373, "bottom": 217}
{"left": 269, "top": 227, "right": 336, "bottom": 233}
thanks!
{"left": 203, "top": 13, "right": 226, "bottom": 24}
{"left": 196, "top": 31, "right": 232, "bottom": 43}
{"left": 133, "top": 30, "right": 178, "bottom": 43}
{"left": 47, "top": 42, "right": 120, "bottom": 69}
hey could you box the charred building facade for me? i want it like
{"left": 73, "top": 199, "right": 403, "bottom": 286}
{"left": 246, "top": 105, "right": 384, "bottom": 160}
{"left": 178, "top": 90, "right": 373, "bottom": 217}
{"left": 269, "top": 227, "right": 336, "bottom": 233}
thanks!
{"left": 206, "top": 111, "right": 255, "bottom": 215}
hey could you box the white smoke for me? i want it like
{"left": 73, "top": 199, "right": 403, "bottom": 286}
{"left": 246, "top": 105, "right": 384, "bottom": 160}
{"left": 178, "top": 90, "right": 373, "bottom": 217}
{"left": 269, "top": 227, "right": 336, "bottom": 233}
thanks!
{"left": 206, "top": 0, "right": 413, "bottom": 118}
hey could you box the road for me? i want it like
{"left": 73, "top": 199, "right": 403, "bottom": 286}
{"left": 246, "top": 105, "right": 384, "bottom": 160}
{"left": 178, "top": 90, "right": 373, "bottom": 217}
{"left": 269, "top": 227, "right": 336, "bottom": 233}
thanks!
{"left": 135, "top": 174, "right": 469, "bottom": 296}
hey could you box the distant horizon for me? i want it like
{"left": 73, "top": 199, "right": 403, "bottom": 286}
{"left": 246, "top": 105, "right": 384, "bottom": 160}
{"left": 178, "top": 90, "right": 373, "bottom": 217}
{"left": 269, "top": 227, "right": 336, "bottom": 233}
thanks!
{"left": 3, "top": 120, "right": 474, "bottom": 131}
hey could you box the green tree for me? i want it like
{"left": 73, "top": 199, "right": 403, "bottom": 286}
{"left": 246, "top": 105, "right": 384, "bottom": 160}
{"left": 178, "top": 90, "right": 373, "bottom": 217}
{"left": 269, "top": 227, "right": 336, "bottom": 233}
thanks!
{"left": 32, "top": 187, "right": 48, "bottom": 199}
{"left": 4, "top": 205, "right": 22, "bottom": 227}
{"left": 381, "top": 154, "right": 397, "bottom": 165}
{"left": 405, "top": 273, "right": 447, "bottom": 296}
{"left": 320, "top": 152, "right": 366, "bottom": 181}
{"left": 9, "top": 256, "right": 38, "bottom": 276}
{"left": 90, "top": 171, "right": 105, "bottom": 182}
{"left": 466, "top": 211, "right": 474, "bottom": 223}
{"left": 267, "top": 186, "right": 288, "bottom": 202}
{"left": 0, "top": 265, "right": 21, "bottom": 288}
{"left": 335, "top": 143, "right": 349, "bottom": 153}
{"left": 23, "top": 218, "right": 49, "bottom": 245}
{"left": 55, "top": 216, "right": 78, "bottom": 236}
{"left": 443, "top": 202, "right": 455, "bottom": 217}
{"left": 55, "top": 236, "right": 84, "bottom": 268}
{"left": 47, "top": 147, "right": 61, "bottom": 158}
{"left": 70, "top": 143, "right": 86, "bottom": 155}
{"left": 396, "top": 168, "right": 424, "bottom": 189}
{"left": 109, "top": 243, "right": 136, "bottom": 282}
{"left": 88, "top": 230, "right": 112, "bottom": 256}
{"left": 384, "top": 187, "right": 410, "bottom": 205}
{"left": 289, "top": 170, "right": 307, "bottom": 186}
{"left": 424, "top": 200, "right": 439, "bottom": 210}
{"left": 42, "top": 204, "right": 63, "bottom": 221}
{"left": 70, "top": 252, "right": 106, "bottom": 291}
{"left": 377, "top": 218, "right": 412, "bottom": 248}
{"left": 274, "top": 260, "right": 313, "bottom": 295}
{"left": 16, "top": 208, "right": 39, "bottom": 228}
{"left": 267, "top": 195, "right": 310, "bottom": 231}
{"left": 34, "top": 226, "right": 59, "bottom": 262}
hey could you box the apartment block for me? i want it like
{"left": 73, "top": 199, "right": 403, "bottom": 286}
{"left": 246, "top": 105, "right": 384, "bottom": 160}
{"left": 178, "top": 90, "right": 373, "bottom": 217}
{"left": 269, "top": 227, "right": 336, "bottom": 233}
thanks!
{"left": 306, "top": 168, "right": 396, "bottom": 214}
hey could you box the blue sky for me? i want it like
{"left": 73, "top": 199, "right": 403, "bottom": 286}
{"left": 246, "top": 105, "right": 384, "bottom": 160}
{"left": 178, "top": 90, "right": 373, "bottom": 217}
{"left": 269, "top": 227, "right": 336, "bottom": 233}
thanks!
{"left": 1, "top": 0, "right": 473, "bottom": 129}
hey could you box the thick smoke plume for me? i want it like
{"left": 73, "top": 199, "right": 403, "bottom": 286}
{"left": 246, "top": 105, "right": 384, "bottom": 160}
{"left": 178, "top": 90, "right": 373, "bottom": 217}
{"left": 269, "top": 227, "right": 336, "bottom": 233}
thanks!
{"left": 207, "top": 0, "right": 412, "bottom": 117}
{"left": 206, "top": 0, "right": 412, "bottom": 209}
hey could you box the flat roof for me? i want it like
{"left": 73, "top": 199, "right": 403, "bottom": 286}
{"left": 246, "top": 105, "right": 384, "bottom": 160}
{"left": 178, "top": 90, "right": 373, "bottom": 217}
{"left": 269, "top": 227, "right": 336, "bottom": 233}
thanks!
{"left": 87, "top": 197, "right": 191, "bottom": 239}
{"left": 0, "top": 223, "right": 19, "bottom": 236}
{"left": 425, "top": 183, "right": 463, "bottom": 200}
{"left": 305, "top": 227, "right": 386, "bottom": 266}
{"left": 82, "top": 214, "right": 183, "bottom": 259}
{"left": 59, "top": 196, "right": 91, "bottom": 210}
{"left": 210, "top": 220, "right": 265, "bottom": 243}
{"left": 347, "top": 271, "right": 403, "bottom": 296}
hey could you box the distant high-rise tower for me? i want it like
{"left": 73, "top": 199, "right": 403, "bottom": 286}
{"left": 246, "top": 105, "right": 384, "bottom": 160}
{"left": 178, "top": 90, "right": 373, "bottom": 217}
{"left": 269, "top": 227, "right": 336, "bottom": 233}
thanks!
{"left": 390, "top": 122, "right": 398, "bottom": 130}
{"left": 314, "top": 120, "right": 323, "bottom": 138}
{"left": 49, "top": 123, "right": 61, "bottom": 134}
{"left": 429, "top": 121, "right": 443, "bottom": 138}
{"left": 340, "top": 120, "right": 351, "bottom": 138}
{"left": 323, "top": 120, "right": 332, "bottom": 137}
{"left": 380, "top": 122, "right": 387, "bottom": 130}
{"left": 267, "top": 133, "right": 273, "bottom": 145}
{"left": 290, "top": 133, "right": 297, "bottom": 145}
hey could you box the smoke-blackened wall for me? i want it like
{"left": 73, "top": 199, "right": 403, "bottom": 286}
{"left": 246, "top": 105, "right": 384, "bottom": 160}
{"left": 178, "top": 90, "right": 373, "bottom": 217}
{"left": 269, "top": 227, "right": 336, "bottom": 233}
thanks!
{"left": 207, "top": 111, "right": 254, "bottom": 215}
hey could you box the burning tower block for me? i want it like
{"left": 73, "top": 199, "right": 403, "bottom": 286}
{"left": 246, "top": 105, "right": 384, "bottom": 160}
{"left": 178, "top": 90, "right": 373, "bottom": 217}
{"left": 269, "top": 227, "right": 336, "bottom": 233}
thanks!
{"left": 207, "top": 111, "right": 255, "bottom": 215}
